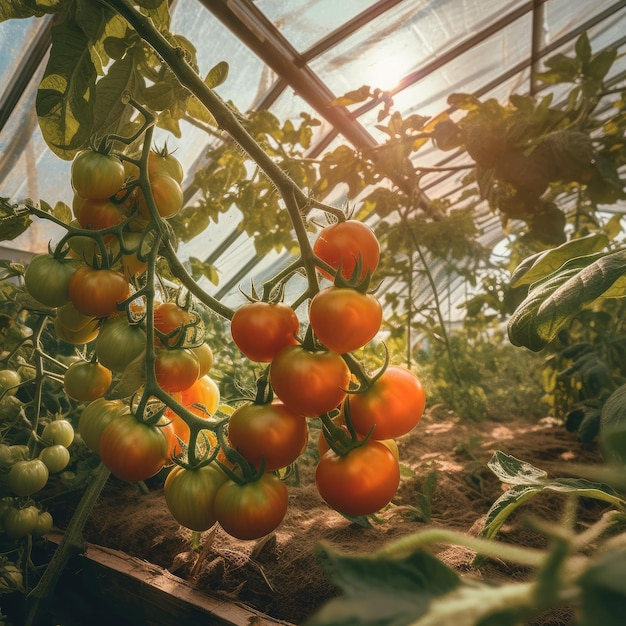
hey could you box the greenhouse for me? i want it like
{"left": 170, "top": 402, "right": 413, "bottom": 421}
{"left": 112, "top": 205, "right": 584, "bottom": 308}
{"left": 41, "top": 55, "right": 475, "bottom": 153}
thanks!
{"left": 0, "top": 0, "right": 625, "bottom": 624}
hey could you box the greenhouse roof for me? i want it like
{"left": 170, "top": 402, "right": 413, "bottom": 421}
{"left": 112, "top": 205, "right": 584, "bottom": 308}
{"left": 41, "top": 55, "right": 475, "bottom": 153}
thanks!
{"left": 1, "top": 0, "right": 625, "bottom": 311}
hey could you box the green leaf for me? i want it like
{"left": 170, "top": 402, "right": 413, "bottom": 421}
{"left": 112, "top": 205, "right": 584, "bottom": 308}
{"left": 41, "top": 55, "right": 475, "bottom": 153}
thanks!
{"left": 508, "top": 249, "right": 626, "bottom": 351}
{"left": 599, "top": 383, "right": 626, "bottom": 464}
{"left": 331, "top": 85, "right": 372, "bottom": 107}
{"left": 579, "top": 550, "right": 626, "bottom": 626}
{"left": 0, "top": 0, "right": 70, "bottom": 21}
{"left": 575, "top": 32, "right": 592, "bottom": 66}
{"left": 588, "top": 48, "right": 618, "bottom": 83}
{"left": 36, "top": 15, "right": 96, "bottom": 158}
{"left": 510, "top": 233, "right": 610, "bottom": 288}
{"left": 487, "top": 450, "right": 548, "bottom": 485}
{"left": 306, "top": 545, "right": 460, "bottom": 626}
{"left": 447, "top": 93, "right": 480, "bottom": 110}
{"left": 205, "top": 61, "right": 229, "bottom": 89}
{"left": 52, "top": 201, "right": 72, "bottom": 224}
{"left": 188, "top": 257, "right": 219, "bottom": 286}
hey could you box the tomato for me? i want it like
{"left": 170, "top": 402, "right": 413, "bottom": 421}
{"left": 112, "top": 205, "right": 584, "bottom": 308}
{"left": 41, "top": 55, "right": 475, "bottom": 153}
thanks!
{"left": 230, "top": 301, "right": 299, "bottom": 362}
{"left": 54, "top": 315, "right": 100, "bottom": 345}
{"left": 8, "top": 459, "right": 49, "bottom": 496}
{"left": 148, "top": 149, "right": 184, "bottom": 183}
{"left": 78, "top": 398, "right": 127, "bottom": 453}
{"left": 227, "top": 402, "right": 309, "bottom": 471}
{"left": 349, "top": 366, "right": 426, "bottom": 440}
{"left": 190, "top": 342, "right": 214, "bottom": 377}
{"left": 68, "top": 265, "right": 130, "bottom": 318}
{"left": 0, "top": 444, "right": 12, "bottom": 469}
{"left": 99, "top": 412, "right": 170, "bottom": 482}
{"left": 0, "top": 369, "right": 20, "bottom": 397}
{"left": 3, "top": 506, "right": 39, "bottom": 539}
{"left": 155, "top": 348, "right": 200, "bottom": 393}
{"left": 316, "top": 440, "right": 400, "bottom": 516}
{"left": 32, "top": 511, "right": 54, "bottom": 537}
{"left": 63, "top": 360, "right": 112, "bottom": 401}
{"left": 9, "top": 445, "right": 30, "bottom": 461}
{"left": 269, "top": 345, "right": 350, "bottom": 416}
{"left": 136, "top": 174, "right": 183, "bottom": 219}
{"left": 313, "top": 220, "right": 380, "bottom": 281}
{"left": 71, "top": 149, "right": 126, "bottom": 200}
{"left": 165, "top": 375, "right": 220, "bottom": 452}
{"left": 39, "top": 445, "right": 71, "bottom": 473}
{"left": 24, "top": 253, "right": 76, "bottom": 308}
{"left": 309, "top": 287, "right": 382, "bottom": 354}
{"left": 95, "top": 315, "right": 146, "bottom": 372}
{"left": 56, "top": 301, "right": 97, "bottom": 332}
{"left": 154, "top": 302, "right": 192, "bottom": 345}
{"left": 214, "top": 473, "right": 289, "bottom": 540}
{"left": 164, "top": 463, "right": 228, "bottom": 531}
{"left": 42, "top": 419, "right": 75, "bottom": 447}
{"left": 77, "top": 198, "right": 126, "bottom": 234}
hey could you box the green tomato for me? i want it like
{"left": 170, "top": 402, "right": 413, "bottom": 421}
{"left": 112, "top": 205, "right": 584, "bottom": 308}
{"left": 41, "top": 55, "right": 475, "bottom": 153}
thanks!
{"left": 39, "top": 445, "right": 71, "bottom": 473}
{"left": 32, "top": 511, "right": 53, "bottom": 537}
{"left": 8, "top": 459, "right": 49, "bottom": 496}
{"left": 23, "top": 253, "right": 76, "bottom": 308}
{"left": 41, "top": 419, "right": 75, "bottom": 447}
{"left": 3, "top": 506, "right": 39, "bottom": 539}
{"left": 94, "top": 315, "right": 147, "bottom": 373}
{"left": 78, "top": 397, "right": 127, "bottom": 454}
{"left": 0, "top": 369, "right": 20, "bottom": 397}
{"left": 0, "top": 444, "right": 12, "bottom": 469}
{"left": 9, "top": 445, "right": 30, "bottom": 461}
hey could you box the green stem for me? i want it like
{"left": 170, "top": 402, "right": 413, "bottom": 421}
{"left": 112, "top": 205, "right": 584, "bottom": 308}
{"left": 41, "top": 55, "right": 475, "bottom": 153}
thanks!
{"left": 24, "top": 464, "right": 111, "bottom": 626}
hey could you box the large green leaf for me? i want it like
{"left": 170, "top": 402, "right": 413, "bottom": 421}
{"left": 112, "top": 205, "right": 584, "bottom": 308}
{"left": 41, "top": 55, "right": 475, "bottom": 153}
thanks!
{"left": 480, "top": 451, "right": 625, "bottom": 541}
{"left": 0, "top": 0, "right": 69, "bottom": 21}
{"left": 36, "top": 15, "right": 97, "bottom": 158}
{"left": 306, "top": 545, "right": 460, "bottom": 626}
{"left": 508, "top": 249, "right": 626, "bottom": 351}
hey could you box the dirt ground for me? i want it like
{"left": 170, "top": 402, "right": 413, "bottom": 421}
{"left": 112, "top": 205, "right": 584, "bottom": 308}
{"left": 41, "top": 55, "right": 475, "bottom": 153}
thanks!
{"left": 53, "top": 408, "right": 606, "bottom": 625}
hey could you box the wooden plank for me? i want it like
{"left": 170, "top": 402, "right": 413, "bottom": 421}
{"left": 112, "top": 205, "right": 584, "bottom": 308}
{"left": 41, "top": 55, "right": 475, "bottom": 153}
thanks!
{"left": 46, "top": 532, "right": 296, "bottom": 626}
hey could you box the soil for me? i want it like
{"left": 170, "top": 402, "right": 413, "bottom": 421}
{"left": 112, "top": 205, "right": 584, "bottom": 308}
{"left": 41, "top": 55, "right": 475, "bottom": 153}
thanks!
{"left": 51, "top": 408, "right": 606, "bottom": 625}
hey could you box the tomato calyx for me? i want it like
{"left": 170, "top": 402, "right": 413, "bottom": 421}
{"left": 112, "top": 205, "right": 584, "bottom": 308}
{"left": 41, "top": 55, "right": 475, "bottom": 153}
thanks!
{"left": 318, "top": 402, "right": 373, "bottom": 457}
{"left": 215, "top": 421, "right": 267, "bottom": 485}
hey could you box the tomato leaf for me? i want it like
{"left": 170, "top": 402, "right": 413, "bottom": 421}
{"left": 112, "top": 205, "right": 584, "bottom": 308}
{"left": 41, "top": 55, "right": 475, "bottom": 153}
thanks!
{"left": 205, "top": 61, "right": 229, "bottom": 89}
{"left": 36, "top": 14, "right": 96, "bottom": 158}
{"left": 486, "top": 450, "right": 548, "bottom": 485}
{"left": 507, "top": 249, "right": 626, "bottom": 351}
{"left": 0, "top": 0, "right": 70, "bottom": 20}
{"left": 307, "top": 544, "right": 460, "bottom": 626}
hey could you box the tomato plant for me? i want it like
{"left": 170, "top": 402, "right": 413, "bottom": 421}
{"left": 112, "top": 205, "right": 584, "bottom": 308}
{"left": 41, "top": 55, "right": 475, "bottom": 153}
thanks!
{"left": 214, "top": 472, "right": 289, "bottom": 540}
{"left": 269, "top": 345, "right": 351, "bottom": 416}
{"left": 63, "top": 360, "right": 112, "bottom": 401}
{"left": 78, "top": 397, "right": 127, "bottom": 453}
{"left": 313, "top": 220, "right": 380, "bottom": 281}
{"left": 23, "top": 253, "right": 76, "bottom": 308}
{"left": 8, "top": 459, "right": 49, "bottom": 496}
{"left": 315, "top": 440, "right": 400, "bottom": 516}
{"left": 68, "top": 265, "right": 130, "bottom": 318}
{"left": 164, "top": 463, "right": 228, "bottom": 531}
{"left": 309, "top": 286, "right": 382, "bottom": 354}
{"left": 230, "top": 301, "right": 299, "bottom": 362}
{"left": 349, "top": 366, "right": 426, "bottom": 440}
{"left": 71, "top": 149, "right": 126, "bottom": 199}
{"left": 227, "top": 402, "right": 309, "bottom": 471}
{"left": 41, "top": 419, "right": 74, "bottom": 447}
{"left": 99, "top": 412, "right": 170, "bottom": 482}
{"left": 95, "top": 315, "right": 146, "bottom": 372}
{"left": 155, "top": 347, "right": 200, "bottom": 392}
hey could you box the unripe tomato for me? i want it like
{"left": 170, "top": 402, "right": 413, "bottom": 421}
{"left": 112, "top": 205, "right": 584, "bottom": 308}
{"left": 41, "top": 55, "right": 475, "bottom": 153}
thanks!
{"left": 32, "top": 511, "right": 54, "bottom": 537}
{"left": 24, "top": 254, "right": 76, "bottom": 308}
{"left": 71, "top": 149, "right": 125, "bottom": 199}
{"left": 39, "top": 445, "right": 71, "bottom": 473}
{"left": 4, "top": 506, "right": 39, "bottom": 539}
{"left": 54, "top": 315, "right": 100, "bottom": 345}
{"left": 63, "top": 360, "right": 112, "bottom": 401}
{"left": 136, "top": 174, "right": 183, "bottom": 219}
{"left": 8, "top": 459, "right": 49, "bottom": 496}
{"left": 78, "top": 398, "right": 127, "bottom": 453}
{"left": 164, "top": 463, "right": 228, "bottom": 531}
{"left": 148, "top": 149, "right": 184, "bottom": 183}
{"left": 0, "top": 369, "right": 21, "bottom": 396}
{"left": 56, "top": 301, "right": 97, "bottom": 332}
{"left": 95, "top": 316, "right": 146, "bottom": 373}
{"left": 190, "top": 342, "right": 214, "bottom": 377}
{"left": 214, "top": 473, "right": 289, "bottom": 540}
{"left": 41, "top": 419, "right": 75, "bottom": 447}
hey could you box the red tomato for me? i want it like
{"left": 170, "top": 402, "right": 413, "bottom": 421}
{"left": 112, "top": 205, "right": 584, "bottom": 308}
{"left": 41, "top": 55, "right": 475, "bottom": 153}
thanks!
{"left": 99, "top": 413, "right": 170, "bottom": 482}
{"left": 136, "top": 174, "right": 183, "bottom": 219}
{"left": 154, "top": 302, "right": 191, "bottom": 345}
{"left": 313, "top": 220, "right": 380, "bottom": 281}
{"left": 309, "top": 287, "right": 382, "bottom": 353}
{"left": 68, "top": 265, "right": 130, "bottom": 318}
{"left": 315, "top": 440, "right": 400, "bottom": 516}
{"left": 63, "top": 360, "right": 112, "bottom": 401}
{"left": 71, "top": 150, "right": 125, "bottom": 200}
{"left": 269, "top": 345, "right": 350, "bottom": 417}
{"left": 155, "top": 348, "right": 200, "bottom": 392}
{"left": 349, "top": 366, "right": 426, "bottom": 440}
{"left": 227, "top": 402, "right": 309, "bottom": 471}
{"left": 230, "top": 301, "right": 299, "bottom": 362}
{"left": 214, "top": 473, "right": 289, "bottom": 540}
{"left": 77, "top": 198, "right": 126, "bottom": 234}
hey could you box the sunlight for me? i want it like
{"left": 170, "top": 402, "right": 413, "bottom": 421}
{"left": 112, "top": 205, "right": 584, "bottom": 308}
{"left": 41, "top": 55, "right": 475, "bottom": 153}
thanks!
{"left": 365, "top": 52, "right": 408, "bottom": 92}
